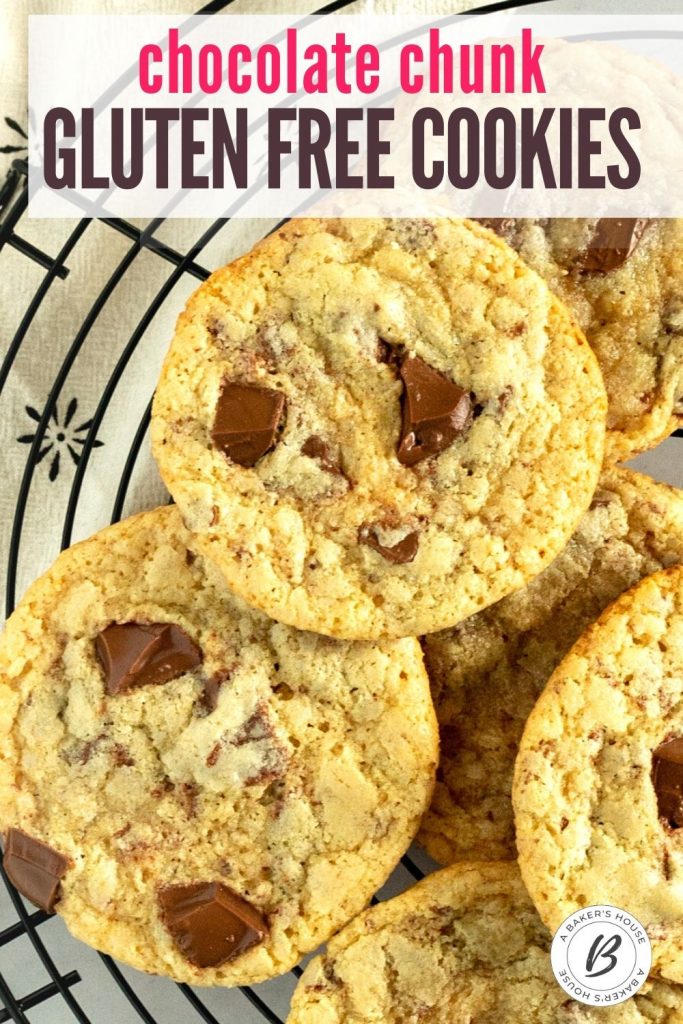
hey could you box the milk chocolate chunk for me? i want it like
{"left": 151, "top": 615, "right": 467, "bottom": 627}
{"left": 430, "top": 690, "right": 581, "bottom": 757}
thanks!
{"left": 3, "top": 829, "right": 69, "bottom": 912}
{"left": 212, "top": 381, "right": 286, "bottom": 467}
{"left": 158, "top": 881, "right": 268, "bottom": 968}
{"left": 377, "top": 338, "right": 402, "bottom": 368}
{"left": 397, "top": 356, "right": 471, "bottom": 466}
{"left": 359, "top": 526, "right": 419, "bottom": 564}
{"left": 577, "top": 218, "right": 649, "bottom": 273}
{"left": 653, "top": 737, "right": 683, "bottom": 828}
{"left": 201, "top": 667, "right": 234, "bottom": 714}
{"left": 302, "top": 435, "right": 342, "bottom": 475}
{"left": 95, "top": 623, "right": 202, "bottom": 696}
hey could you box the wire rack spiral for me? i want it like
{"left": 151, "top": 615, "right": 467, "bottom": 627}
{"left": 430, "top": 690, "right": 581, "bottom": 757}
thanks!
{"left": 1, "top": 0, "right": 680, "bottom": 1020}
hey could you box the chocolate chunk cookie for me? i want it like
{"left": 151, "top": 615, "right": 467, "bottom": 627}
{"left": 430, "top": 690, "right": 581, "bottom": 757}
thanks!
{"left": 513, "top": 563, "right": 683, "bottom": 984}
{"left": 479, "top": 218, "right": 683, "bottom": 460}
{"left": 287, "top": 862, "right": 683, "bottom": 1023}
{"left": 419, "top": 468, "right": 683, "bottom": 865}
{"left": 151, "top": 218, "right": 606, "bottom": 640}
{"left": 0, "top": 507, "right": 437, "bottom": 985}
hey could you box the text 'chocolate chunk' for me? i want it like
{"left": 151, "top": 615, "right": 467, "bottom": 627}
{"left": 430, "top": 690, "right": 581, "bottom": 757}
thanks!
{"left": 95, "top": 622, "right": 202, "bottom": 696}
{"left": 3, "top": 828, "right": 69, "bottom": 912}
{"left": 578, "top": 218, "right": 649, "bottom": 273}
{"left": 653, "top": 736, "right": 683, "bottom": 828}
{"left": 158, "top": 881, "right": 268, "bottom": 968}
{"left": 359, "top": 525, "right": 419, "bottom": 564}
{"left": 212, "top": 381, "right": 286, "bottom": 467}
{"left": 397, "top": 356, "right": 471, "bottom": 466}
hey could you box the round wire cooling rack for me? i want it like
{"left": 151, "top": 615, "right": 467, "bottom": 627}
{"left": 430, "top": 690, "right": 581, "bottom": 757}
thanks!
{"left": 1, "top": 0, "right": 682, "bottom": 1020}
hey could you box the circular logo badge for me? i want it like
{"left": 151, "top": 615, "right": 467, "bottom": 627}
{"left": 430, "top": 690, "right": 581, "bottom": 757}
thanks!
{"left": 550, "top": 905, "right": 652, "bottom": 1006}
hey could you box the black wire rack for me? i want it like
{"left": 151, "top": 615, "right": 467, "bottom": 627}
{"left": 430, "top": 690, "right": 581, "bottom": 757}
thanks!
{"left": 2, "top": 0, "right": 681, "bottom": 1020}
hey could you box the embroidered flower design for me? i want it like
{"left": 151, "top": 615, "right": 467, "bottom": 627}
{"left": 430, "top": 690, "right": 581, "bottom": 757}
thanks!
{"left": 17, "top": 399, "right": 104, "bottom": 482}
{"left": 1, "top": 117, "right": 28, "bottom": 156}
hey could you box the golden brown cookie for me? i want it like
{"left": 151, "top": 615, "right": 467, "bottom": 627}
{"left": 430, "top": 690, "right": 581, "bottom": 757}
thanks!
{"left": 287, "top": 862, "right": 683, "bottom": 1023}
{"left": 480, "top": 218, "right": 683, "bottom": 461}
{"left": 0, "top": 506, "right": 437, "bottom": 985}
{"left": 419, "top": 468, "right": 683, "bottom": 865}
{"left": 151, "top": 217, "right": 606, "bottom": 640}
{"left": 514, "top": 564, "right": 683, "bottom": 984}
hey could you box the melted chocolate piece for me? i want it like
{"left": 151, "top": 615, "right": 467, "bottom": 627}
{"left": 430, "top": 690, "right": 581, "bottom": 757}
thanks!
{"left": 377, "top": 338, "right": 394, "bottom": 364}
{"left": 3, "top": 829, "right": 69, "bottom": 912}
{"left": 397, "top": 356, "right": 471, "bottom": 466}
{"left": 653, "top": 737, "right": 683, "bottom": 828}
{"left": 158, "top": 881, "right": 268, "bottom": 968}
{"left": 212, "top": 381, "right": 285, "bottom": 467}
{"left": 301, "top": 435, "right": 342, "bottom": 475}
{"left": 201, "top": 667, "right": 234, "bottom": 714}
{"left": 359, "top": 525, "right": 419, "bottom": 564}
{"left": 95, "top": 623, "right": 202, "bottom": 696}
{"left": 577, "top": 218, "right": 649, "bottom": 273}
{"left": 376, "top": 339, "right": 406, "bottom": 370}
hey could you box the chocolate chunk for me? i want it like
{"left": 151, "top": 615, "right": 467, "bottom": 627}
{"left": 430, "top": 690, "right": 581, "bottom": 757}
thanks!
{"left": 577, "top": 218, "right": 649, "bottom": 273}
{"left": 233, "top": 705, "right": 273, "bottom": 746}
{"left": 95, "top": 623, "right": 202, "bottom": 696}
{"left": 3, "top": 829, "right": 69, "bottom": 912}
{"left": 397, "top": 356, "right": 471, "bottom": 466}
{"left": 359, "top": 525, "right": 419, "bottom": 564}
{"left": 112, "top": 743, "right": 135, "bottom": 768}
{"left": 158, "top": 881, "right": 268, "bottom": 968}
{"left": 377, "top": 338, "right": 393, "bottom": 364}
{"left": 201, "top": 667, "right": 234, "bottom": 714}
{"left": 212, "top": 381, "right": 285, "bottom": 467}
{"left": 301, "top": 435, "right": 342, "bottom": 475}
{"left": 376, "top": 338, "right": 405, "bottom": 369}
{"left": 653, "top": 737, "right": 683, "bottom": 828}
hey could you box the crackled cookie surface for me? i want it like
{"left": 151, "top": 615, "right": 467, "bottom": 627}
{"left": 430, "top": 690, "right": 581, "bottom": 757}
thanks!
{"left": 0, "top": 506, "right": 437, "bottom": 986}
{"left": 287, "top": 862, "right": 683, "bottom": 1023}
{"left": 513, "top": 564, "right": 683, "bottom": 984}
{"left": 480, "top": 218, "right": 683, "bottom": 460}
{"left": 420, "top": 468, "right": 683, "bottom": 866}
{"left": 151, "top": 218, "right": 606, "bottom": 639}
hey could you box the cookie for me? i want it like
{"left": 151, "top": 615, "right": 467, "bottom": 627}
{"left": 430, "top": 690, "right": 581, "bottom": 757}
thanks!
{"left": 151, "top": 217, "right": 606, "bottom": 640}
{"left": 286, "top": 861, "right": 683, "bottom": 1023}
{"left": 479, "top": 218, "right": 683, "bottom": 461}
{"left": 513, "top": 564, "right": 683, "bottom": 984}
{"left": 419, "top": 468, "right": 683, "bottom": 866}
{"left": 0, "top": 506, "right": 438, "bottom": 986}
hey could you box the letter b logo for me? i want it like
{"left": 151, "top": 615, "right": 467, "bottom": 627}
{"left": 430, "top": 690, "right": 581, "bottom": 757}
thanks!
{"left": 551, "top": 905, "right": 652, "bottom": 1007}
{"left": 585, "top": 933, "right": 622, "bottom": 978}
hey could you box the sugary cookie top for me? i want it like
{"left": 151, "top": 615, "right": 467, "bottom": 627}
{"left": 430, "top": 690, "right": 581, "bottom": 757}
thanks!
{"left": 151, "top": 217, "right": 606, "bottom": 639}
{"left": 0, "top": 506, "right": 437, "bottom": 986}
{"left": 420, "top": 467, "right": 683, "bottom": 866}
{"left": 513, "top": 564, "right": 683, "bottom": 985}
{"left": 287, "top": 862, "right": 683, "bottom": 1023}
{"left": 482, "top": 218, "right": 683, "bottom": 460}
